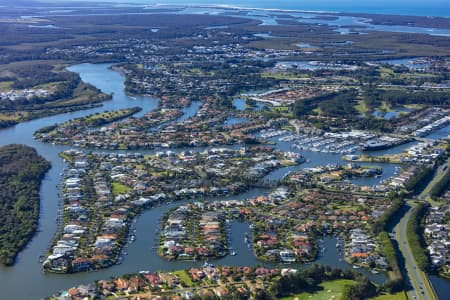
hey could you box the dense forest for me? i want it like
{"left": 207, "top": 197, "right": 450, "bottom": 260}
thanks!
{"left": 293, "top": 90, "right": 358, "bottom": 118}
{"left": 430, "top": 168, "right": 450, "bottom": 199}
{"left": 405, "top": 166, "right": 435, "bottom": 195}
{"left": 372, "top": 196, "right": 404, "bottom": 234}
{"left": 407, "top": 203, "right": 431, "bottom": 272}
{"left": 364, "top": 88, "right": 450, "bottom": 108}
{"left": 0, "top": 144, "right": 50, "bottom": 266}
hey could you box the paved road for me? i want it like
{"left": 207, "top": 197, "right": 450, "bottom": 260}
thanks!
{"left": 394, "top": 158, "right": 450, "bottom": 300}
{"left": 396, "top": 204, "right": 435, "bottom": 300}
{"left": 419, "top": 158, "right": 450, "bottom": 202}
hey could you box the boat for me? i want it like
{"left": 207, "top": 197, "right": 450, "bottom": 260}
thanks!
{"left": 231, "top": 251, "right": 236, "bottom": 256}
{"left": 352, "top": 265, "right": 361, "bottom": 269}
{"left": 362, "top": 140, "right": 392, "bottom": 151}
{"left": 203, "top": 261, "right": 214, "bottom": 268}
{"left": 280, "top": 250, "right": 296, "bottom": 263}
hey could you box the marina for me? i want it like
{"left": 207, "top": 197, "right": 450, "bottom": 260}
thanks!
{"left": 0, "top": 62, "right": 444, "bottom": 299}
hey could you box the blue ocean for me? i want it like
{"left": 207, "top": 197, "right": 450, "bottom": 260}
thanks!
{"left": 121, "top": 0, "right": 450, "bottom": 17}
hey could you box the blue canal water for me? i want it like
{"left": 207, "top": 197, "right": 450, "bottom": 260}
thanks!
{"left": 0, "top": 63, "right": 446, "bottom": 299}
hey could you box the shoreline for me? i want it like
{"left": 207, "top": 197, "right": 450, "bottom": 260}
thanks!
{"left": 144, "top": 3, "right": 450, "bottom": 18}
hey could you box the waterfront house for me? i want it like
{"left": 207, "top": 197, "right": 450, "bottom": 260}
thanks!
{"left": 72, "top": 257, "right": 92, "bottom": 272}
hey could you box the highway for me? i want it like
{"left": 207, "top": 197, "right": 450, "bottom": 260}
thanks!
{"left": 394, "top": 158, "right": 450, "bottom": 300}
{"left": 396, "top": 204, "right": 436, "bottom": 300}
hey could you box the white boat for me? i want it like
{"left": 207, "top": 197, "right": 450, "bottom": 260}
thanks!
{"left": 231, "top": 251, "right": 236, "bottom": 256}
{"left": 203, "top": 261, "right": 214, "bottom": 268}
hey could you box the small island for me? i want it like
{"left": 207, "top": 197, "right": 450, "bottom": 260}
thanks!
{"left": 0, "top": 144, "right": 50, "bottom": 266}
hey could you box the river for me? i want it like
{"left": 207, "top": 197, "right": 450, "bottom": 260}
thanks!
{"left": 0, "top": 63, "right": 159, "bottom": 299}
{"left": 174, "top": 6, "right": 450, "bottom": 37}
{"left": 0, "top": 63, "right": 448, "bottom": 299}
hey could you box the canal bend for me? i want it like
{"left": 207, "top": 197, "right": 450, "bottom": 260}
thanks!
{"left": 0, "top": 63, "right": 439, "bottom": 299}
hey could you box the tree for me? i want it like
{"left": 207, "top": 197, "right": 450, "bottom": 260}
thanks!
{"left": 0, "top": 144, "right": 50, "bottom": 266}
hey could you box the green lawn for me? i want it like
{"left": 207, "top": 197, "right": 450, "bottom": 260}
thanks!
{"left": 262, "top": 72, "right": 309, "bottom": 80}
{"left": 313, "top": 107, "right": 322, "bottom": 115}
{"left": 378, "top": 101, "right": 393, "bottom": 112}
{"left": 0, "top": 81, "right": 13, "bottom": 90}
{"left": 380, "top": 67, "right": 394, "bottom": 78}
{"left": 0, "top": 112, "right": 23, "bottom": 121}
{"left": 404, "top": 104, "right": 423, "bottom": 110}
{"left": 111, "top": 182, "right": 131, "bottom": 196}
{"left": 369, "top": 292, "right": 408, "bottom": 300}
{"left": 173, "top": 270, "right": 193, "bottom": 287}
{"left": 355, "top": 100, "right": 368, "bottom": 115}
{"left": 279, "top": 279, "right": 356, "bottom": 300}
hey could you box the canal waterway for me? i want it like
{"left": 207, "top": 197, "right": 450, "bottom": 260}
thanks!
{"left": 0, "top": 63, "right": 447, "bottom": 299}
{"left": 0, "top": 63, "right": 159, "bottom": 299}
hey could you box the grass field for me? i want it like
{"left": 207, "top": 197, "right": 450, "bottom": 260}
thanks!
{"left": 173, "top": 270, "right": 193, "bottom": 287}
{"left": 111, "top": 182, "right": 132, "bottom": 196}
{"left": 404, "top": 104, "right": 424, "bottom": 110}
{"left": 378, "top": 101, "right": 393, "bottom": 112}
{"left": 249, "top": 38, "right": 299, "bottom": 50}
{"left": 369, "top": 291, "right": 408, "bottom": 300}
{"left": 262, "top": 72, "right": 309, "bottom": 80}
{"left": 0, "top": 81, "right": 13, "bottom": 90}
{"left": 380, "top": 67, "right": 395, "bottom": 79}
{"left": 355, "top": 99, "right": 368, "bottom": 115}
{"left": 313, "top": 107, "right": 322, "bottom": 115}
{"left": 279, "top": 279, "right": 356, "bottom": 300}
{"left": 0, "top": 112, "right": 29, "bottom": 121}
